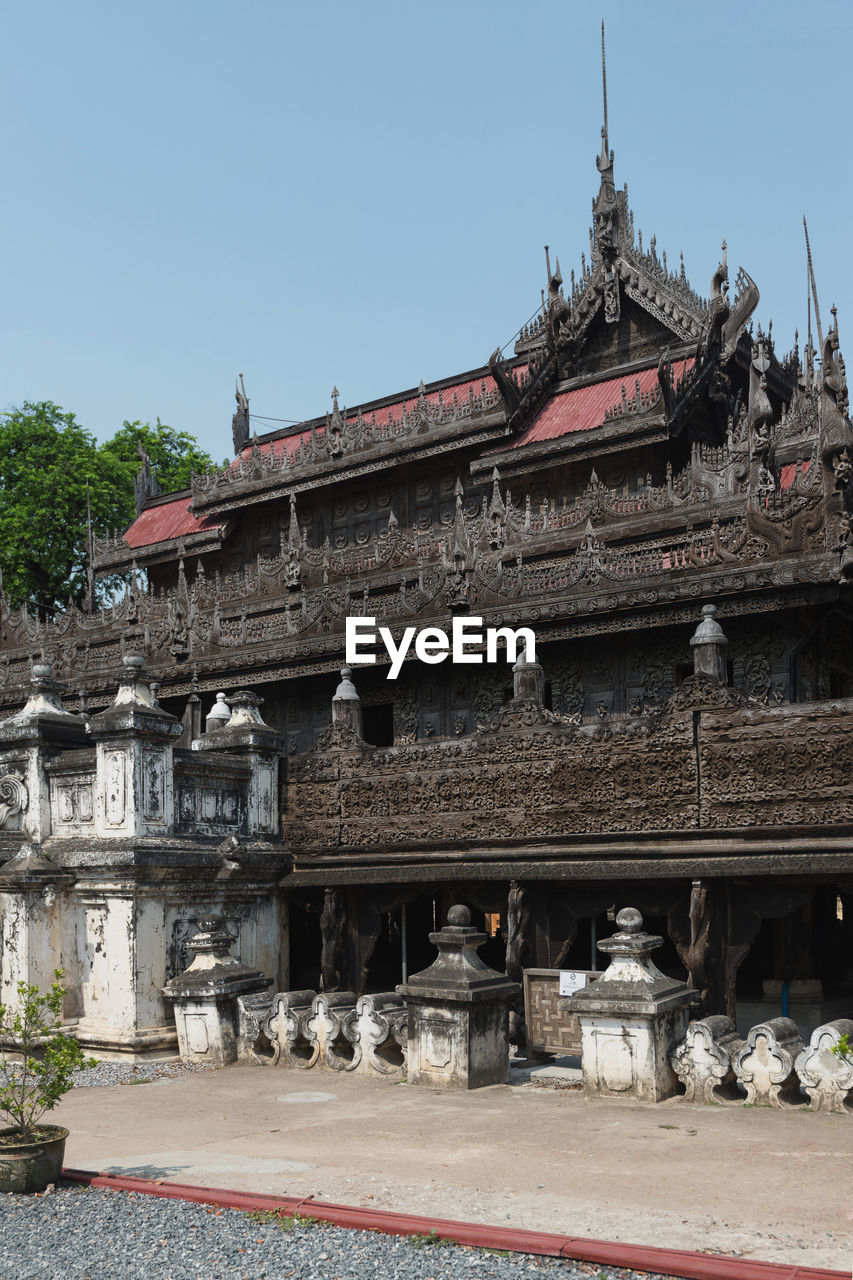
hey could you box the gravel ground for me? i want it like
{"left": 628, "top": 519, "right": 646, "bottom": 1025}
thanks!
{"left": 0, "top": 1184, "right": 685, "bottom": 1280}
{"left": 3, "top": 1059, "right": 218, "bottom": 1090}
{"left": 70, "top": 1060, "right": 219, "bottom": 1089}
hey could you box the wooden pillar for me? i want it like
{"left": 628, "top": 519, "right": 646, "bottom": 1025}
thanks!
{"left": 669, "top": 879, "right": 761, "bottom": 1021}
{"left": 505, "top": 880, "right": 532, "bottom": 1048}
{"left": 319, "top": 887, "right": 347, "bottom": 992}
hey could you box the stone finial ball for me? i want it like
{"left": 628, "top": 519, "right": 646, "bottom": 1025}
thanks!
{"left": 447, "top": 904, "right": 471, "bottom": 927}
{"left": 701, "top": 603, "right": 717, "bottom": 619}
{"left": 197, "top": 913, "right": 224, "bottom": 933}
{"left": 616, "top": 906, "right": 643, "bottom": 934}
{"left": 31, "top": 662, "right": 54, "bottom": 680}
{"left": 122, "top": 653, "right": 145, "bottom": 670}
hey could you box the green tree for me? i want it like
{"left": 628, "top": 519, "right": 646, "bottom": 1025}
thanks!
{"left": 0, "top": 404, "right": 218, "bottom": 616}
{"left": 0, "top": 402, "right": 128, "bottom": 615}
{"left": 101, "top": 418, "right": 218, "bottom": 497}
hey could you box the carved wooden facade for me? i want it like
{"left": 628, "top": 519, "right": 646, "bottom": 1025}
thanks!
{"left": 1, "top": 98, "right": 852, "bottom": 1028}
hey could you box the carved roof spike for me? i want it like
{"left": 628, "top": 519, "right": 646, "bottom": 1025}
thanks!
{"left": 488, "top": 466, "right": 505, "bottom": 519}
{"left": 287, "top": 491, "right": 302, "bottom": 549}
{"left": 133, "top": 442, "right": 160, "bottom": 516}
{"left": 232, "top": 373, "right": 250, "bottom": 456}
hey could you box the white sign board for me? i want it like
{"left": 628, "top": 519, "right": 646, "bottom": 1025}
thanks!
{"left": 558, "top": 970, "right": 588, "bottom": 997}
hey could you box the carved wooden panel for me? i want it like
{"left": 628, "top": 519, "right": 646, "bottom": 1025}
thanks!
{"left": 522, "top": 967, "right": 599, "bottom": 1055}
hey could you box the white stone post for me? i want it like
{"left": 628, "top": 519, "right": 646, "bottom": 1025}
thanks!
{"left": 0, "top": 662, "right": 87, "bottom": 843}
{"left": 88, "top": 654, "right": 182, "bottom": 839}
{"left": 163, "top": 914, "right": 271, "bottom": 1067}
{"left": 690, "top": 603, "right": 728, "bottom": 682}
{"left": 331, "top": 667, "right": 363, "bottom": 736}
{"left": 569, "top": 907, "right": 696, "bottom": 1102}
{"left": 398, "top": 904, "right": 519, "bottom": 1090}
{"left": 192, "top": 691, "right": 283, "bottom": 838}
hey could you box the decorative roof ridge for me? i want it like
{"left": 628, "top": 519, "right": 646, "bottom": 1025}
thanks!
{"left": 233, "top": 360, "right": 520, "bottom": 455}
{"left": 137, "top": 487, "right": 193, "bottom": 510}
{"left": 622, "top": 240, "right": 709, "bottom": 317}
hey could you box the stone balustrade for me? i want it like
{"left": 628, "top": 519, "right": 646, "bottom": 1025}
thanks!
{"left": 672, "top": 1015, "right": 853, "bottom": 1112}
{"left": 260, "top": 989, "right": 407, "bottom": 1079}
{"left": 794, "top": 1018, "right": 853, "bottom": 1113}
{"left": 343, "top": 993, "right": 409, "bottom": 1077}
{"left": 733, "top": 1018, "right": 806, "bottom": 1107}
{"left": 163, "top": 906, "right": 852, "bottom": 1114}
{"left": 671, "top": 1015, "right": 744, "bottom": 1104}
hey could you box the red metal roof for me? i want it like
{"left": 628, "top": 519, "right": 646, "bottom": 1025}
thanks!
{"left": 504, "top": 361, "right": 691, "bottom": 450}
{"left": 124, "top": 496, "right": 224, "bottom": 549}
{"left": 345, "top": 373, "right": 500, "bottom": 429}
{"left": 235, "top": 428, "right": 322, "bottom": 468}
{"left": 234, "top": 371, "right": 509, "bottom": 468}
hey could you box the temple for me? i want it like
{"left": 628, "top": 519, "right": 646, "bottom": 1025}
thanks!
{"left": 0, "top": 31, "right": 851, "bottom": 1054}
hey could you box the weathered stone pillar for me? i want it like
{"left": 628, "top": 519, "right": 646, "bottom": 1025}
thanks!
{"left": 88, "top": 653, "right": 183, "bottom": 839}
{"left": 0, "top": 667, "right": 84, "bottom": 1014}
{"left": 163, "top": 914, "right": 271, "bottom": 1067}
{"left": 0, "top": 844, "right": 74, "bottom": 999}
{"left": 193, "top": 691, "right": 282, "bottom": 838}
{"left": 331, "top": 667, "right": 363, "bottom": 737}
{"left": 0, "top": 662, "right": 87, "bottom": 843}
{"left": 569, "top": 907, "right": 695, "bottom": 1102}
{"left": 397, "top": 904, "right": 519, "bottom": 1089}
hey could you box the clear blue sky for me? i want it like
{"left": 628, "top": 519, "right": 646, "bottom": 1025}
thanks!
{"left": 2, "top": 0, "right": 851, "bottom": 465}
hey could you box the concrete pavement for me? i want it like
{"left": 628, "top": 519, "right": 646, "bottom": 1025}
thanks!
{"left": 52, "top": 1060, "right": 851, "bottom": 1272}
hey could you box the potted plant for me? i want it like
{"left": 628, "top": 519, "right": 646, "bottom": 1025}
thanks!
{"left": 0, "top": 969, "right": 95, "bottom": 1192}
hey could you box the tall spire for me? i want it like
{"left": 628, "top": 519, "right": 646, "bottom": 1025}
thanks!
{"left": 593, "top": 21, "right": 619, "bottom": 304}
{"left": 596, "top": 21, "right": 613, "bottom": 180}
{"left": 803, "top": 216, "right": 825, "bottom": 356}
{"left": 601, "top": 19, "right": 608, "bottom": 160}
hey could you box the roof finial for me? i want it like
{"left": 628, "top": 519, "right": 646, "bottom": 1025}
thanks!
{"left": 594, "top": 21, "right": 617, "bottom": 250}
{"left": 601, "top": 20, "right": 608, "bottom": 158}
{"left": 803, "top": 216, "right": 825, "bottom": 356}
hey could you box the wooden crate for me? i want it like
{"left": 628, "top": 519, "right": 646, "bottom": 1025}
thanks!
{"left": 522, "top": 967, "right": 600, "bottom": 1056}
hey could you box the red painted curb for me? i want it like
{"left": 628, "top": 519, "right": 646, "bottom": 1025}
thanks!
{"left": 61, "top": 1168, "right": 845, "bottom": 1280}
